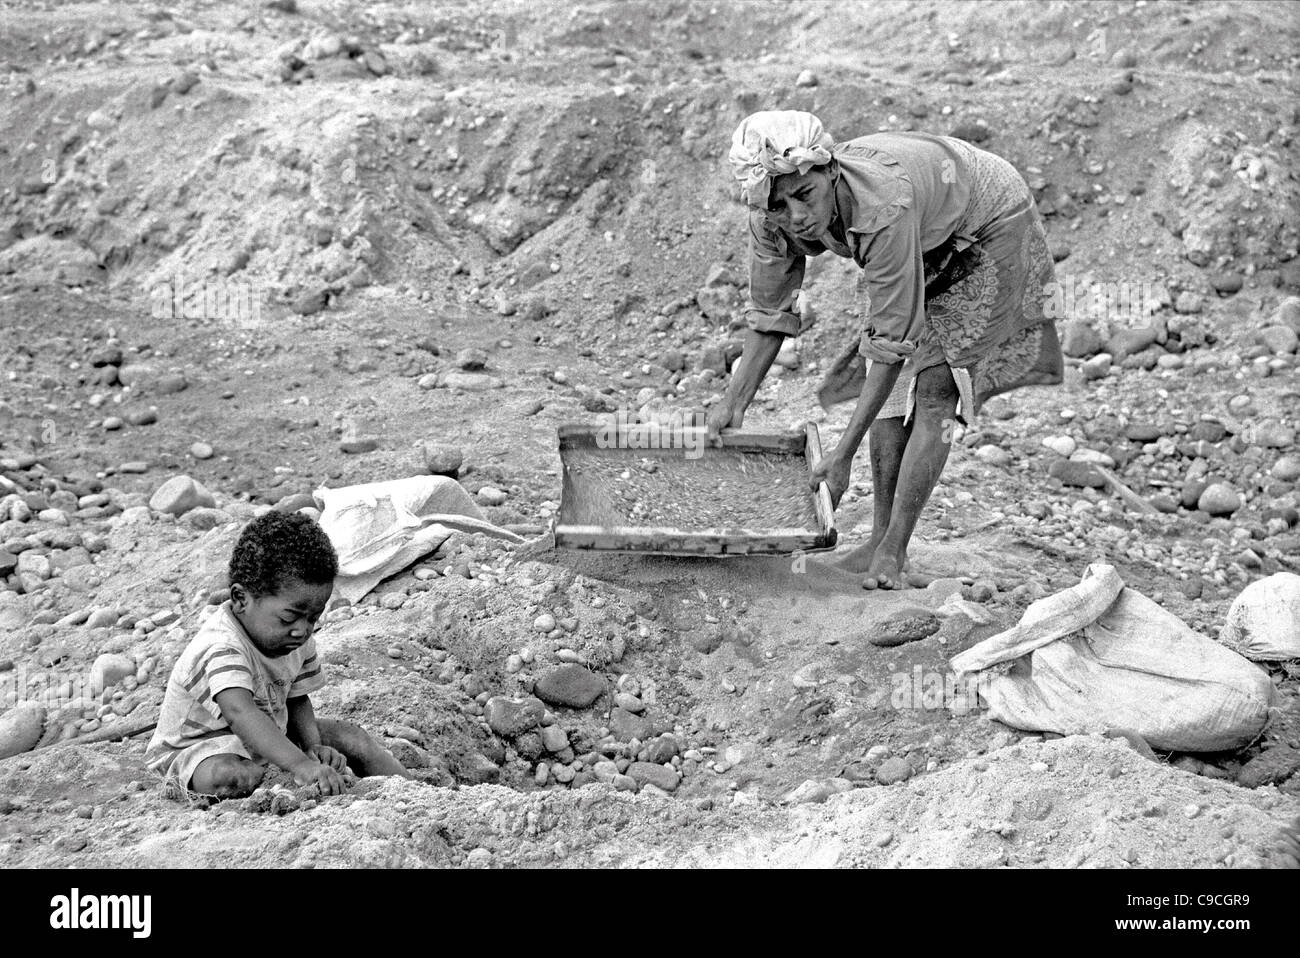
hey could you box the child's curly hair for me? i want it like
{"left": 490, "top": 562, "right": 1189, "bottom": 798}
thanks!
{"left": 228, "top": 511, "right": 338, "bottom": 597}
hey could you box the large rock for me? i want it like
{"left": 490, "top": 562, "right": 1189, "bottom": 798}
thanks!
{"left": 1042, "top": 435, "right": 1077, "bottom": 457}
{"left": 422, "top": 443, "right": 464, "bottom": 477}
{"left": 1181, "top": 477, "right": 1210, "bottom": 509}
{"left": 339, "top": 438, "right": 378, "bottom": 454}
{"left": 85, "top": 606, "right": 121, "bottom": 629}
{"left": 155, "top": 373, "right": 188, "bottom": 395}
{"left": 1255, "top": 424, "right": 1296, "bottom": 450}
{"left": 451, "top": 752, "right": 500, "bottom": 785}
{"left": 441, "top": 372, "right": 501, "bottom": 391}
{"left": 16, "top": 551, "right": 51, "bottom": 580}
{"left": 1220, "top": 573, "right": 1300, "bottom": 661}
{"left": 1258, "top": 325, "right": 1299, "bottom": 355}
{"left": 876, "top": 757, "right": 913, "bottom": 785}
{"left": 627, "top": 761, "right": 679, "bottom": 792}
{"left": 292, "top": 284, "right": 330, "bottom": 315}
{"left": 1236, "top": 746, "right": 1300, "bottom": 789}
{"left": 0, "top": 593, "right": 29, "bottom": 632}
{"left": 116, "top": 363, "right": 158, "bottom": 387}
{"left": 540, "top": 724, "right": 569, "bottom": 753}
{"left": 703, "top": 263, "right": 739, "bottom": 288}
{"left": 514, "top": 732, "right": 543, "bottom": 761}
{"left": 1105, "top": 326, "right": 1158, "bottom": 361}
{"left": 642, "top": 734, "right": 679, "bottom": 764}
{"left": 1080, "top": 353, "right": 1112, "bottom": 380}
{"left": 149, "top": 475, "right": 216, "bottom": 516}
{"left": 1124, "top": 423, "right": 1162, "bottom": 443}
{"left": 1273, "top": 455, "right": 1300, "bottom": 482}
{"left": 608, "top": 706, "right": 650, "bottom": 742}
{"left": 1210, "top": 271, "right": 1243, "bottom": 295}
{"left": 1189, "top": 420, "right": 1226, "bottom": 443}
{"left": 0, "top": 704, "right": 45, "bottom": 760}
{"left": 533, "top": 665, "right": 606, "bottom": 709}
{"left": 273, "top": 492, "right": 317, "bottom": 513}
{"left": 483, "top": 696, "right": 545, "bottom": 738}
{"left": 1061, "top": 320, "right": 1104, "bottom": 358}
{"left": 1049, "top": 459, "right": 1105, "bottom": 488}
{"left": 869, "top": 607, "right": 941, "bottom": 647}
{"left": 687, "top": 624, "right": 724, "bottom": 654}
{"left": 181, "top": 507, "right": 233, "bottom": 531}
{"left": 90, "top": 653, "right": 136, "bottom": 695}
{"left": 1197, "top": 483, "right": 1241, "bottom": 516}
{"left": 1276, "top": 296, "right": 1300, "bottom": 335}
{"left": 455, "top": 348, "right": 488, "bottom": 371}
{"left": 696, "top": 286, "right": 738, "bottom": 322}
{"left": 1168, "top": 314, "right": 1208, "bottom": 346}
{"left": 784, "top": 779, "right": 849, "bottom": 804}
{"left": 89, "top": 346, "right": 123, "bottom": 367}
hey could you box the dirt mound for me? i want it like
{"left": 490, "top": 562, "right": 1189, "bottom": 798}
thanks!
{"left": 3, "top": 731, "right": 1294, "bottom": 868}
{"left": 5, "top": 1, "right": 1297, "bottom": 324}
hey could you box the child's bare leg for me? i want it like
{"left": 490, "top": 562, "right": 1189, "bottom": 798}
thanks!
{"left": 864, "top": 363, "right": 957, "bottom": 590}
{"left": 835, "top": 416, "right": 909, "bottom": 573}
{"left": 317, "top": 719, "right": 411, "bottom": 778}
{"left": 189, "top": 754, "right": 267, "bottom": 799}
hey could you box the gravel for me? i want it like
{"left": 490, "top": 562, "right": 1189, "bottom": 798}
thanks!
{"left": 562, "top": 448, "right": 818, "bottom": 530}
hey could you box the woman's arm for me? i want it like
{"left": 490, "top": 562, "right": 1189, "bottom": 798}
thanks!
{"left": 811, "top": 360, "right": 904, "bottom": 507}
{"left": 808, "top": 214, "right": 924, "bottom": 499}
{"left": 709, "top": 210, "right": 805, "bottom": 442}
{"left": 708, "top": 328, "right": 784, "bottom": 440}
{"left": 839, "top": 360, "right": 904, "bottom": 458}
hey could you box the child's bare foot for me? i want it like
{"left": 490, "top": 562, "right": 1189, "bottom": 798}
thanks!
{"left": 189, "top": 754, "right": 267, "bottom": 800}
{"left": 862, "top": 552, "right": 907, "bottom": 591}
{"left": 317, "top": 718, "right": 413, "bottom": 779}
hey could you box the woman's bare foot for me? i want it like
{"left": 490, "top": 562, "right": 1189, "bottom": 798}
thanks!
{"left": 862, "top": 551, "right": 907, "bottom": 591}
{"left": 834, "top": 534, "right": 884, "bottom": 574}
{"left": 836, "top": 535, "right": 910, "bottom": 577}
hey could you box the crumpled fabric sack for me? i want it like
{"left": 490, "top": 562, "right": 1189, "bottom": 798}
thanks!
{"left": 1219, "top": 572, "right": 1300, "bottom": 661}
{"left": 951, "top": 564, "right": 1273, "bottom": 752}
{"left": 316, "top": 476, "right": 522, "bottom": 603}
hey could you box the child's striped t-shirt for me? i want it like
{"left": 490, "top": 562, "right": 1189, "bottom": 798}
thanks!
{"left": 145, "top": 601, "right": 325, "bottom": 775}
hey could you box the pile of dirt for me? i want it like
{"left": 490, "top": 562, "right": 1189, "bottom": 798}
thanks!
{"left": 2, "top": 731, "right": 1294, "bottom": 869}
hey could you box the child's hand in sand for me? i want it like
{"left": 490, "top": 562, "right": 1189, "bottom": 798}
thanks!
{"left": 308, "top": 744, "right": 348, "bottom": 772}
{"left": 292, "top": 758, "right": 347, "bottom": 795}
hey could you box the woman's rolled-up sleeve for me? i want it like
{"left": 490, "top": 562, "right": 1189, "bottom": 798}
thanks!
{"left": 854, "top": 212, "right": 927, "bottom": 364}
{"left": 745, "top": 209, "right": 805, "bottom": 337}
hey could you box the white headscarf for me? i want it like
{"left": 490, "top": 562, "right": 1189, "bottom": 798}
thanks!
{"left": 728, "top": 110, "right": 835, "bottom": 208}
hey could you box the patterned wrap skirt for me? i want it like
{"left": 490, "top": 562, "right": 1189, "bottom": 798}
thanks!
{"left": 818, "top": 146, "right": 1064, "bottom": 422}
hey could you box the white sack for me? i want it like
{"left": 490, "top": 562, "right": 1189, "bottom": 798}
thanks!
{"left": 1219, "top": 572, "right": 1300, "bottom": 661}
{"left": 951, "top": 564, "right": 1274, "bottom": 752}
{"left": 316, "top": 476, "right": 523, "bottom": 603}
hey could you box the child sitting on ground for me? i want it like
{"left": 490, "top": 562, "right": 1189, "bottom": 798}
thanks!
{"left": 146, "top": 511, "right": 408, "bottom": 799}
